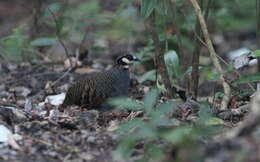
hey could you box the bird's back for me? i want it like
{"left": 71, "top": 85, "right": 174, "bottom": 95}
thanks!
{"left": 62, "top": 66, "right": 130, "bottom": 107}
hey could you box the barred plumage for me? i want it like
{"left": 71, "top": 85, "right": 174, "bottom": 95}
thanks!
{"left": 62, "top": 54, "right": 139, "bottom": 108}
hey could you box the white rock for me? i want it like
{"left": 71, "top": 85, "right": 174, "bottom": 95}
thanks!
{"left": 0, "top": 125, "right": 12, "bottom": 143}
{"left": 45, "top": 93, "right": 66, "bottom": 106}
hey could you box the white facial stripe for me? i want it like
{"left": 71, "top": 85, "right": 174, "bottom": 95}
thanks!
{"left": 122, "top": 57, "right": 130, "bottom": 64}
{"left": 133, "top": 56, "right": 137, "bottom": 60}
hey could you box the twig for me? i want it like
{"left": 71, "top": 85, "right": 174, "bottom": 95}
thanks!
{"left": 189, "top": 0, "right": 231, "bottom": 110}
{"left": 47, "top": 7, "right": 72, "bottom": 68}
{"left": 50, "top": 67, "right": 74, "bottom": 88}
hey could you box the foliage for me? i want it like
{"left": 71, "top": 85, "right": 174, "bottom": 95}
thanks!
{"left": 110, "top": 89, "right": 224, "bottom": 161}
{"left": 0, "top": 26, "right": 34, "bottom": 62}
{"left": 213, "top": 0, "right": 256, "bottom": 30}
{"left": 30, "top": 37, "right": 57, "bottom": 47}
{"left": 253, "top": 50, "right": 260, "bottom": 57}
{"left": 235, "top": 73, "right": 260, "bottom": 84}
{"left": 164, "top": 50, "right": 192, "bottom": 81}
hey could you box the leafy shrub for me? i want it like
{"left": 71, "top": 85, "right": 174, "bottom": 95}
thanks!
{"left": 109, "top": 89, "right": 224, "bottom": 161}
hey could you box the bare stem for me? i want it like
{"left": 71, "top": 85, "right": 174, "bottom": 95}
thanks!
{"left": 47, "top": 7, "right": 72, "bottom": 68}
{"left": 147, "top": 12, "right": 174, "bottom": 98}
{"left": 189, "top": 0, "right": 231, "bottom": 110}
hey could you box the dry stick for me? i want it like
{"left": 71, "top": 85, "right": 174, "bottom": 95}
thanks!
{"left": 47, "top": 7, "right": 72, "bottom": 68}
{"left": 148, "top": 12, "right": 173, "bottom": 98}
{"left": 189, "top": 0, "right": 231, "bottom": 110}
{"left": 50, "top": 67, "right": 73, "bottom": 88}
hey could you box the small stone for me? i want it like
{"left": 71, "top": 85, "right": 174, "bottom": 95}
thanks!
{"left": 79, "top": 152, "right": 94, "bottom": 161}
{"left": 86, "top": 136, "right": 96, "bottom": 143}
{"left": 45, "top": 93, "right": 66, "bottom": 106}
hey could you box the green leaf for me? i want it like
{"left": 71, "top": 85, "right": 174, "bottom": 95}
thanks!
{"left": 141, "top": 0, "right": 157, "bottom": 18}
{"left": 156, "top": 80, "right": 166, "bottom": 92}
{"left": 204, "top": 117, "right": 224, "bottom": 126}
{"left": 137, "top": 70, "right": 156, "bottom": 83}
{"left": 30, "top": 37, "right": 57, "bottom": 47}
{"left": 163, "top": 127, "right": 192, "bottom": 143}
{"left": 136, "top": 124, "right": 157, "bottom": 139}
{"left": 56, "top": 17, "right": 65, "bottom": 36}
{"left": 214, "top": 92, "right": 224, "bottom": 99}
{"left": 113, "top": 136, "right": 136, "bottom": 161}
{"left": 149, "top": 111, "right": 171, "bottom": 126}
{"left": 164, "top": 50, "right": 181, "bottom": 79}
{"left": 143, "top": 143, "right": 164, "bottom": 160}
{"left": 108, "top": 97, "right": 143, "bottom": 110}
{"left": 204, "top": 71, "right": 220, "bottom": 81}
{"left": 198, "top": 104, "right": 213, "bottom": 121}
{"left": 253, "top": 50, "right": 260, "bottom": 57}
{"left": 235, "top": 73, "right": 260, "bottom": 84}
{"left": 156, "top": 101, "right": 177, "bottom": 115}
{"left": 144, "top": 88, "right": 159, "bottom": 112}
{"left": 118, "top": 118, "right": 143, "bottom": 134}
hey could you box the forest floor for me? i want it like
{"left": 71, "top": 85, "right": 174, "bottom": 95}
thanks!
{"left": 1, "top": 1, "right": 260, "bottom": 162}
{"left": 0, "top": 55, "right": 259, "bottom": 162}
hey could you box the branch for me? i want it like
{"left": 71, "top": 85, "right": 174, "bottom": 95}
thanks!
{"left": 147, "top": 12, "right": 174, "bottom": 98}
{"left": 189, "top": 0, "right": 231, "bottom": 110}
{"left": 47, "top": 7, "right": 72, "bottom": 68}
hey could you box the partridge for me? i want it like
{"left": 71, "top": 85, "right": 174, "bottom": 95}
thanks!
{"left": 62, "top": 54, "right": 139, "bottom": 108}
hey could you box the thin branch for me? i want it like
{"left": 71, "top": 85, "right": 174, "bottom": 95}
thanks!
{"left": 50, "top": 67, "right": 74, "bottom": 88}
{"left": 189, "top": 0, "right": 231, "bottom": 110}
{"left": 47, "top": 7, "right": 72, "bottom": 68}
{"left": 147, "top": 12, "right": 174, "bottom": 98}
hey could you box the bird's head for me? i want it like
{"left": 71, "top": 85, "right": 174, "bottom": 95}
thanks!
{"left": 116, "top": 54, "right": 140, "bottom": 69}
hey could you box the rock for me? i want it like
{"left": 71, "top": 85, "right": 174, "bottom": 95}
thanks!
{"left": 87, "top": 136, "right": 96, "bottom": 143}
{"left": 24, "top": 99, "right": 33, "bottom": 112}
{"left": 45, "top": 93, "right": 66, "bottom": 106}
{"left": 0, "top": 125, "right": 21, "bottom": 150}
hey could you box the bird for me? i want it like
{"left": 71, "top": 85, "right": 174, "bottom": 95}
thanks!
{"left": 61, "top": 54, "right": 140, "bottom": 108}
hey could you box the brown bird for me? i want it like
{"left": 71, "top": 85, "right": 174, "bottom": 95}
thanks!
{"left": 61, "top": 54, "right": 139, "bottom": 108}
